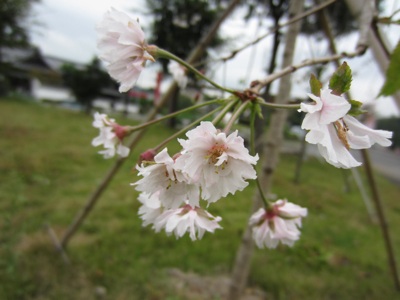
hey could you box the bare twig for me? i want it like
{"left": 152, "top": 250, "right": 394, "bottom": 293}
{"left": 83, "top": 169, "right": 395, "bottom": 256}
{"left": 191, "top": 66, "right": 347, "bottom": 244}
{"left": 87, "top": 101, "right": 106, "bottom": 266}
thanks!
{"left": 60, "top": 121, "right": 152, "bottom": 249}
{"left": 45, "top": 224, "right": 70, "bottom": 264}
{"left": 213, "top": 0, "right": 337, "bottom": 64}
{"left": 251, "top": 49, "right": 364, "bottom": 93}
{"left": 350, "top": 167, "right": 377, "bottom": 223}
{"left": 361, "top": 149, "right": 400, "bottom": 291}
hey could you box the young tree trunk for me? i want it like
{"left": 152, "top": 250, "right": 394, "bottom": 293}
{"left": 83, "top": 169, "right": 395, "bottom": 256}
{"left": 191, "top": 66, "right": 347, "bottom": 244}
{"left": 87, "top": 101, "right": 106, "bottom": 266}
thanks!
{"left": 344, "top": 0, "right": 400, "bottom": 109}
{"left": 254, "top": 0, "right": 285, "bottom": 155}
{"left": 228, "top": 1, "right": 305, "bottom": 299}
{"left": 168, "top": 87, "right": 180, "bottom": 128}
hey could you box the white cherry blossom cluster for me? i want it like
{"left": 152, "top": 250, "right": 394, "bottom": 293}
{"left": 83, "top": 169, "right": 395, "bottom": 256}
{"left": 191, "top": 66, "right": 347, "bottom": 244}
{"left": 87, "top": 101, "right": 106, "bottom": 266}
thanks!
{"left": 93, "top": 8, "right": 395, "bottom": 250}
{"left": 92, "top": 112, "right": 130, "bottom": 159}
{"left": 96, "top": 8, "right": 155, "bottom": 92}
{"left": 300, "top": 88, "right": 392, "bottom": 169}
{"left": 133, "top": 121, "right": 259, "bottom": 240}
{"left": 249, "top": 199, "right": 308, "bottom": 249}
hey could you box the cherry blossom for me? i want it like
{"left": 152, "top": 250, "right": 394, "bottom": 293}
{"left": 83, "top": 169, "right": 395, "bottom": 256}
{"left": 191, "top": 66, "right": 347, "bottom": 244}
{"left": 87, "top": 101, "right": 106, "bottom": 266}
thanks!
{"left": 96, "top": 8, "right": 155, "bottom": 92}
{"left": 175, "top": 122, "right": 259, "bottom": 203}
{"left": 300, "top": 89, "right": 392, "bottom": 168}
{"left": 92, "top": 112, "right": 130, "bottom": 158}
{"left": 153, "top": 204, "right": 222, "bottom": 241}
{"left": 133, "top": 148, "right": 200, "bottom": 209}
{"left": 137, "top": 192, "right": 164, "bottom": 227}
{"left": 168, "top": 61, "right": 188, "bottom": 89}
{"left": 249, "top": 199, "right": 307, "bottom": 249}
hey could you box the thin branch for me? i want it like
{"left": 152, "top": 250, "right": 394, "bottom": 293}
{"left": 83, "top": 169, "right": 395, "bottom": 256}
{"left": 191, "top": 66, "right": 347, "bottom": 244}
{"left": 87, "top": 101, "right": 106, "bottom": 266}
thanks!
{"left": 208, "top": 0, "right": 337, "bottom": 64}
{"left": 153, "top": 106, "right": 223, "bottom": 152}
{"left": 361, "top": 149, "right": 400, "bottom": 291}
{"left": 257, "top": 100, "right": 300, "bottom": 110}
{"left": 212, "top": 97, "right": 239, "bottom": 125}
{"left": 223, "top": 100, "right": 250, "bottom": 132}
{"left": 251, "top": 49, "right": 364, "bottom": 93}
{"left": 126, "top": 98, "right": 227, "bottom": 133}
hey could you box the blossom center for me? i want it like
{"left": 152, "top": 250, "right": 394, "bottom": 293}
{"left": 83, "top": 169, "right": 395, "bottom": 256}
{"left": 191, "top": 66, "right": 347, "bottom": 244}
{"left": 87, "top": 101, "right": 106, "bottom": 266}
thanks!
{"left": 265, "top": 205, "right": 280, "bottom": 220}
{"left": 334, "top": 120, "right": 350, "bottom": 149}
{"left": 207, "top": 143, "right": 227, "bottom": 164}
{"left": 180, "top": 204, "right": 196, "bottom": 214}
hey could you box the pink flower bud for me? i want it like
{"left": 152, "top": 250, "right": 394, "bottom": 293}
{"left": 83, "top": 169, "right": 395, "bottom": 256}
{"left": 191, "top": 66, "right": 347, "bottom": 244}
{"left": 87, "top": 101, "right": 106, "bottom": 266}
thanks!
{"left": 112, "top": 124, "right": 129, "bottom": 141}
{"left": 139, "top": 149, "right": 157, "bottom": 163}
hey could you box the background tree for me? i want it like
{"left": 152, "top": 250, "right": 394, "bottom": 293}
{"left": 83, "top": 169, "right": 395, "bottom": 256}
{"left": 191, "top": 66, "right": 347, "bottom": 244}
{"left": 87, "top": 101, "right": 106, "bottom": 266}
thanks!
{"left": 61, "top": 57, "right": 114, "bottom": 114}
{"left": 147, "top": 0, "right": 225, "bottom": 71}
{"left": 146, "top": 0, "right": 226, "bottom": 128}
{"left": 0, "top": 0, "right": 39, "bottom": 95}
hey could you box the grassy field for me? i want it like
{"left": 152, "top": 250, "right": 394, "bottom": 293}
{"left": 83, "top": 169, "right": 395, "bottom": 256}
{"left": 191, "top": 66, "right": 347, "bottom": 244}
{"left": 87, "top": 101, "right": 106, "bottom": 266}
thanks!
{"left": 1, "top": 97, "right": 400, "bottom": 299}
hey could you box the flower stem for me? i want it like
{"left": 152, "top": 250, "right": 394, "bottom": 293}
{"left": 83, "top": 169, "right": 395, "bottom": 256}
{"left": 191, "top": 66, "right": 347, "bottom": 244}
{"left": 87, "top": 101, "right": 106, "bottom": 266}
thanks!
{"left": 153, "top": 106, "right": 223, "bottom": 152}
{"left": 257, "top": 97, "right": 300, "bottom": 110}
{"left": 126, "top": 98, "right": 227, "bottom": 134}
{"left": 212, "top": 97, "right": 239, "bottom": 126}
{"left": 255, "top": 178, "right": 271, "bottom": 208}
{"left": 249, "top": 103, "right": 271, "bottom": 208}
{"left": 156, "top": 48, "right": 236, "bottom": 94}
{"left": 223, "top": 100, "right": 250, "bottom": 133}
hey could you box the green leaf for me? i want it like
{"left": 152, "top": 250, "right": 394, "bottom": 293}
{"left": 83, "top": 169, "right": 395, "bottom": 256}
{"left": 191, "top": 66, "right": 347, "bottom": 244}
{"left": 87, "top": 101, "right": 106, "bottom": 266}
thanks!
{"left": 347, "top": 99, "right": 366, "bottom": 116}
{"left": 309, "top": 74, "right": 322, "bottom": 96}
{"left": 251, "top": 102, "right": 263, "bottom": 122}
{"left": 380, "top": 40, "right": 400, "bottom": 96}
{"left": 328, "top": 62, "right": 352, "bottom": 95}
{"left": 254, "top": 103, "right": 263, "bottom": 119}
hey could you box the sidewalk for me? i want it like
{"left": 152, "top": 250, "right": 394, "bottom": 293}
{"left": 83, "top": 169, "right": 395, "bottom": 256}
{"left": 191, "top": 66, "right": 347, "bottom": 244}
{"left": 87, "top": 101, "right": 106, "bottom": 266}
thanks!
{"left": 282, "top": 140, "right": 400, "bottom": 186}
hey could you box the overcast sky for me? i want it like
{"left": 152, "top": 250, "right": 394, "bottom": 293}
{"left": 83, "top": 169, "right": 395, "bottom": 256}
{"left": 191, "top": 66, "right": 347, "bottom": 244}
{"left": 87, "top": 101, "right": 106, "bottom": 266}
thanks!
{"left": 29, "top": 0, "right": 400, "bottom": 118}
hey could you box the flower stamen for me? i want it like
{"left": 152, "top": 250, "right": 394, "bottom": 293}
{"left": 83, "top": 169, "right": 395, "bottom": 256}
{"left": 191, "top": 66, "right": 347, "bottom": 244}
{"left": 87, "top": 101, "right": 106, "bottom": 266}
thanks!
{"left": 334, "top": 120, "right": 350, "bottom": 149}
{"left": 207, "top": 144, "right": 227, "bottom": 164}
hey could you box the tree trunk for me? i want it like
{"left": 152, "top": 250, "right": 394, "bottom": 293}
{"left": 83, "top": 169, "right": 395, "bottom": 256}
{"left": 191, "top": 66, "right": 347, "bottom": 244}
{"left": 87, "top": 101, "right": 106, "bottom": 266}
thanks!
{"left": 228, "top": 1, "right": 305, "bottom": 299}
{"left": 344, "top": 0, "right": 400, "bottom": 109}
{"left": 168, "top": 87, "right": 180, "bottom": 128}
{"left": 254, "top": 0, "right": 285, "bottom": 155}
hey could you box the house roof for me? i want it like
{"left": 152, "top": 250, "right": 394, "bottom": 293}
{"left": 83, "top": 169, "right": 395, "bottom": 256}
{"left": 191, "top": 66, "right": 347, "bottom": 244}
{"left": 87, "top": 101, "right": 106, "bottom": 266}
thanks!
{"left": 2, "top": 46, "right": 84, "bottom": 73}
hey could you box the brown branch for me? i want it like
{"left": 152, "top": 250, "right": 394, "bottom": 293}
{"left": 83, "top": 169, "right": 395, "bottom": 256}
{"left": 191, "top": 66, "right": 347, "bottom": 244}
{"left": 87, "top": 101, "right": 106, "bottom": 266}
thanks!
{"left": 251, "top": 49, "right": 364, "bottom": 93}
{"left": 361, "top": 150, "right": 400, "bottom": 291}
{"left": 215, "top": 0, "right": 337, "bottom": 63}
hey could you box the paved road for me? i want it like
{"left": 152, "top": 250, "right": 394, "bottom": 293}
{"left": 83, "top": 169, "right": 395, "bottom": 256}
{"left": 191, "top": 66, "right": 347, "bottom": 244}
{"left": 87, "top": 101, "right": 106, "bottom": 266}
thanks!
{"left": 282, "top": 140, "right": 400, "bottom": 186}
{"left": 353, "top": 146, "right": 400, "bottom": 186}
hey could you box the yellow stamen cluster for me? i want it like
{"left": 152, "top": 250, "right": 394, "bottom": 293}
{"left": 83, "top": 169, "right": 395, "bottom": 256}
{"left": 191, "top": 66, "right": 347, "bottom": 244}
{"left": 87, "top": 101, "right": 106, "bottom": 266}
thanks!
{"left": 334, "top": 120, "right": 350, "bottom": 149}
{"left": 207, "top": 143, "right": 227, "bottom": 165}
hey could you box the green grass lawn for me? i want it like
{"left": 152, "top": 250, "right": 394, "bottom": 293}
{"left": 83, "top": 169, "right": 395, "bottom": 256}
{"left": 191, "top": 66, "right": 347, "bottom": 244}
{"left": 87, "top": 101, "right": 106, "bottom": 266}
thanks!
{"left": 1, "top": 97, "right": 400, "bottom": 299}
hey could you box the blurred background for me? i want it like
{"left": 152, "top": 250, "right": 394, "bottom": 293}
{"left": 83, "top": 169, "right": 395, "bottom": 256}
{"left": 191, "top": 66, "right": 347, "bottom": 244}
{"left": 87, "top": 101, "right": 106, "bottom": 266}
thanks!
{"left": 1, "top": 0, "right": 399, "bottom": 117}
{"left": 1, "top": 0, "right": 400, "bottom": 299}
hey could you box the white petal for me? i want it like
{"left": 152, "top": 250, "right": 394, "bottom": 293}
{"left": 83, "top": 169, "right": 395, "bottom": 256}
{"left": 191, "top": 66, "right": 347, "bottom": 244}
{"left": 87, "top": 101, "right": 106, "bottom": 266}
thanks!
{"left": 318, "top": 89, "right": 351, "bottom": 124}
{"left": 344, "top": 115, "right": 392, "bottom": 147}
{"left": 117, "top": 144, "right": 130, "bottom": 157}
{"left": 301, "top": 112, "right": 322, "bottom": 130}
